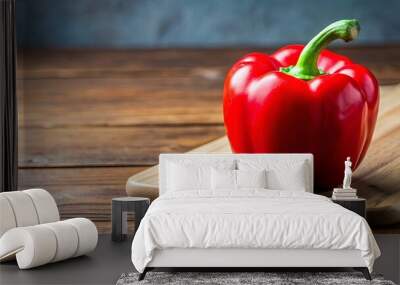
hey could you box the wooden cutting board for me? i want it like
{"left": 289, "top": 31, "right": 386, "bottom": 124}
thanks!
{"left": 126, "top": 85, "right": 400, "bottom": 227}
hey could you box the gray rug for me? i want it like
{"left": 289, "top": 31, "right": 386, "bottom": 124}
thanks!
{"left": 116, "top": 272, "right": 396, "bottom": 285}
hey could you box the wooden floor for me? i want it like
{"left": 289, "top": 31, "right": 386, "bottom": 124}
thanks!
{"left": 16, "top": 47, "right": 400, "bottom": 233}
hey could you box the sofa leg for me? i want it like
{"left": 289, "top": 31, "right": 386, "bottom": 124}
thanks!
{"left": 138, "top": 268, "right": 148, "bottom": 281}
{"left": 354, "top": 267, "right": 371, "bottom": 280}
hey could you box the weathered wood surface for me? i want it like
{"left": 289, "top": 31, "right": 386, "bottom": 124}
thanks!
{"left": 17, "top": 47, "right": 400, "bottom": 233}
{"left": 17, "top": 77, "right": 223, "bottom": 128}
{"left": 16, "top": 47, "right": 400, "bottom": 127}
{"left": 19, "top": 126, "right": 225, "bottom": 167}
{"left": 16, "top": 47, "right": 400, "bottom": 85}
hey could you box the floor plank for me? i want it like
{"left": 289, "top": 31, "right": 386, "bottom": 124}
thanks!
{"left": 17, "top": 47, "right": 400, "bottom": 85}
{"left": 17, "top": 77, "right": 223, "bottom": 127}
{"left": 17, "top": 48, "right": 400, "bottom": 129}
{"left": 19, "top": 126, "right": 225, "bottom": 167}
{"left": 18, "top": 166, "right": 144, "bottom": 186}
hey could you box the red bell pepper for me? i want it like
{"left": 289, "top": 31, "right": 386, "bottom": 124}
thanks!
{"left": 223, "top": 19, "right": 379, "bottom": 190}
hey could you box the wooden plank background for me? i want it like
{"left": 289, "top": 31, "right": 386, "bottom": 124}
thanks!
{"left": 17, "top": 47, "right": 400, "bottom": 233}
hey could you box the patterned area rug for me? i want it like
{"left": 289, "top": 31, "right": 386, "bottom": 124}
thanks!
{"left": 116, "top": 272, "right": 395, "bottom": 285}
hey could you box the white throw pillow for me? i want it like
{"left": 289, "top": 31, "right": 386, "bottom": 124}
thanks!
{"left": 211, "top": 169, "right": 267, "bottom": 191}
{"left": 211, "top": 168, "right": 236, "bottom": 190}
{"left": 166, "top": 159, "right": 236, "bottom": 192}
{"left": 238, "top": 159, "right": 308, "bottom": 191}
{"left": 236, "top": 169, "right": 267, "bottom": 188}
{"left": 167, "top": 162, "right": 210, "bottom": 191}
{"left": 267, "top": 165, "right": 307, "bottom": 191}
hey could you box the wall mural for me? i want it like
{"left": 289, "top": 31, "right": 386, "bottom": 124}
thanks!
{"left": 16, "top": 1, "right": 400, "bottom": 233}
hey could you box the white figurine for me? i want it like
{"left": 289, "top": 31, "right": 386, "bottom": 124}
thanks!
{"left": 343, "top": 157, "right": 352, "bottom": 189}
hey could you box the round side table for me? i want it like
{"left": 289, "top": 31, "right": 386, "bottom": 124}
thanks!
{"left": 111, "top": 197, "right": 150, "bottom": 242}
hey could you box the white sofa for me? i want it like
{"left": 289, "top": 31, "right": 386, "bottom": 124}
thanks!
{"left": 0, "top": 189, "right": 98, "bottom": 269}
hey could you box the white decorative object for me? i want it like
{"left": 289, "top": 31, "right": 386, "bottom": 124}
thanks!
{"left": 332, "top": 157, "right": 358, "bottom": 200}
{"left": 343, "top": 157, "right": 353, "bottom": 189}
{"left": 0, "top": 189, "right": 98, "bottom": 269}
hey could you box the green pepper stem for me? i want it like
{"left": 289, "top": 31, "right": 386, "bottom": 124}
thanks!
{"left": 281, "top": 19, "right": 360, "bottom": 80}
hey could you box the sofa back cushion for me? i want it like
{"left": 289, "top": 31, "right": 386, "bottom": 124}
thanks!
{"left": 0, "top": 189, "right": 60, "bottom": 238}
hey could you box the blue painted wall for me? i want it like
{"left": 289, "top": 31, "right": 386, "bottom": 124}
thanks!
{"left": 16, "top": 0, "right": 400, "bottom": 48}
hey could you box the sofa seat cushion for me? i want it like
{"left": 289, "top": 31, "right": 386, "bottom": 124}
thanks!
{"left": 0, "top": 218, "right": 98, "bottom": 269}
